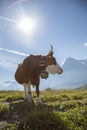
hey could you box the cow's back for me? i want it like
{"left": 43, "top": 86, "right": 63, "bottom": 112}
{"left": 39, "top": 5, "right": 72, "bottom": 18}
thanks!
{"left": 23, "top": 55, "right": 41, "bottom": 79}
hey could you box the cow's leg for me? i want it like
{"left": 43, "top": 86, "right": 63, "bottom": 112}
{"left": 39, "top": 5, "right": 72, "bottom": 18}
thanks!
{"left": 36, "top": 86, "right": 43, "bottom": 104}
{"left": 27, "top": 82, "right": 34, "bottom": 104}
{"left": 23, "top": 82, "right": 34, "bottom": 103}
{"left": 23, "top": 83, "right": 28, "bottom": 100}
{"left": 24, "top": 82, "right": 34, "bottom": 104}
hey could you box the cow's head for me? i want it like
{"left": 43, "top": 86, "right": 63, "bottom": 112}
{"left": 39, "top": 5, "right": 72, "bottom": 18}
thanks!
{"left": 45, "top": 45, "right": 63, "bottom": 74}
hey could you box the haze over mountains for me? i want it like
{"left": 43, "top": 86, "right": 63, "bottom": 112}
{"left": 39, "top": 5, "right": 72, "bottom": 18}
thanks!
{"left": 57, "top": 57, "right": 87, "bottom": 89}
{"left": 0, "top": 49, "right": 87, "bottom": 90}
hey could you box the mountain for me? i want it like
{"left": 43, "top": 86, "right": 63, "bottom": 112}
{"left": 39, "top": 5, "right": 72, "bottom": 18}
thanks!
{"left": 76, "top": 84, "right": 87, "bottom": 90}
{"left": 79, "top": 59, "right": 87, "bottom": 66}
{"left": 55, "top": 57, "right": 87, "bottom": 89}
{"left": 0, "top": 81, "right": 24, "bottom": 91}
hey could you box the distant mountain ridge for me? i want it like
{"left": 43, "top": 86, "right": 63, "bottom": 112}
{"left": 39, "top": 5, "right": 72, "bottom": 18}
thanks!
{"left": 56, "top": 57, "right": 87, "bottom": 89}
{"left": 76, "top": 84, "right": 87, "bottom": 90}
{"left": 79, "top": 59, "right": 87, "bottom": 66}
{"left": 0, "top": 81, "right": 23, "bottom": 91}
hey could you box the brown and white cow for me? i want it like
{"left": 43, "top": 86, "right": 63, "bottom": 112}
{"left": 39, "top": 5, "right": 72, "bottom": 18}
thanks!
{"left": 14, "top": 46, "right": 63, "bottom": 104}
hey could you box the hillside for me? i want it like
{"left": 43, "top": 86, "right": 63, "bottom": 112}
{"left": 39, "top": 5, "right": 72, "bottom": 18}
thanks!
{"left": 0, "top": 89, "right": 87, "bottom": 130}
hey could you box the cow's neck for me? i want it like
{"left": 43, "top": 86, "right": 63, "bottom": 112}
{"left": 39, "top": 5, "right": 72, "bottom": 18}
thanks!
{"left": 39, "top": 56, "right": 49, "bottom": 79}
{"left": 39, "top": 56, "right": 45, "bottom": 70}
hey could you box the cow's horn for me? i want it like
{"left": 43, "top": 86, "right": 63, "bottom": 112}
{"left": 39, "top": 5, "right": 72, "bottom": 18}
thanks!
{"left": 50, "top": 44, "right": 53, "bottom": 51}
{"left": 48, "top": 44, "right": 53, "bottom": 55}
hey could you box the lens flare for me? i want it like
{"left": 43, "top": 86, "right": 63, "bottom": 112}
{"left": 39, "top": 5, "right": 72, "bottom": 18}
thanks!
{"left": 7, "top": 0, "right": 29, "bottom": 11}
{"left": 17, "top": 17, "right": 37, "bottom": 34}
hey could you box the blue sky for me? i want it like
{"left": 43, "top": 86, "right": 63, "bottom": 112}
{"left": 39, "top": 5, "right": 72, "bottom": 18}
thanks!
{"left": 0, "top": 0, "right": 87, "bottom": 83}
{"left": 0, "top": 0, "right": 87, "bottom": 62}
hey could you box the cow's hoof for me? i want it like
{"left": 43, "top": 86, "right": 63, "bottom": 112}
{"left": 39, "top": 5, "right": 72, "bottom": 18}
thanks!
{"left": 28, "top": 102, "right": 35, "bottom": 105}
{"left": 28, "top": 100, "right": 35, "bottom": 105}
{"left": 38, "top": 103, "right": 43, "bottom": 106}
{"left": 37, "top": 97, "right": 43, "bottom": 105}
{"left": 37, "top": 101, "right": 43, "bottom": 106}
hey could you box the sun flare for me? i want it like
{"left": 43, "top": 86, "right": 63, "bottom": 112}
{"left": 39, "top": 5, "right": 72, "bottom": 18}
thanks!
{"left": 17, "top": 17, "right": 37, "bottom": 34}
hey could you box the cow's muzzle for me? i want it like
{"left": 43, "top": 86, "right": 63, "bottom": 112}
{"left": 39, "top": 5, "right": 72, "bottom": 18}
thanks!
{"left": 57, "top": 68, "right": 63, "bottom": 74}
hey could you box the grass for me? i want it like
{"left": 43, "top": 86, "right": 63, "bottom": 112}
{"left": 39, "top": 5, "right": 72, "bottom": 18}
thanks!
{"left": 0, "top": 89, "right": 87, "bottom": 130}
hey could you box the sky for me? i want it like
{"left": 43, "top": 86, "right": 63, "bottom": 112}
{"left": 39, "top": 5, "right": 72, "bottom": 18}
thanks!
{"left": 0, "top": 0, "right": 87, "bottom": 83}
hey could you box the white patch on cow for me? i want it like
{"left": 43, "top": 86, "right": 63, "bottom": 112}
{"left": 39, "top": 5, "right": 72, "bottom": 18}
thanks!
{"left": 23, "top": 83, "right": 28, "bottom": 100}
{"left": 46, "top": 63, "right": 63, "bottom": 74}
{"left": 27, "top": 84, "right": 33, "bottom": 103}
{"left": 37, "top": 97, "right": 43, "bottom": 104}
{"left": 23, "top": 82, "right": 33, "bottom": 103}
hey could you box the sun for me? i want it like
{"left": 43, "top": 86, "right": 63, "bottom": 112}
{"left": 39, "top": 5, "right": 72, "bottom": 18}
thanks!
{"left": 17, "top": 17, "right": 37, "bottom": 34}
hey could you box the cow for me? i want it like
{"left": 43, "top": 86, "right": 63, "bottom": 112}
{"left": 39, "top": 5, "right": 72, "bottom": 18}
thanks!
{"left": 14, "top": 45, "right": 63, "bottom": 104}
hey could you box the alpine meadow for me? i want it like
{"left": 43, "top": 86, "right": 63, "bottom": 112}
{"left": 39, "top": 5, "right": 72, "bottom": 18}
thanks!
{"left": 0, "top": 88, "right": 87, "bottom": 130}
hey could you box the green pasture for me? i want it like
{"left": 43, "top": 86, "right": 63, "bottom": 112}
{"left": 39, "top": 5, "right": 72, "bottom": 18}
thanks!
{"left": 0, "top": 89, "right": 87, "bottom": 130}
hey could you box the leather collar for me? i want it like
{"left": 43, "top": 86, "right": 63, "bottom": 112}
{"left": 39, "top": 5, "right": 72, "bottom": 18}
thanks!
{"left": 39, "top": 57, "right": 49, "bottom": 79}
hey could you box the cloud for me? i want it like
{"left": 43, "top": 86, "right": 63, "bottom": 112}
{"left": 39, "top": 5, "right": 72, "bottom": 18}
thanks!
{"left": 0, "top": 58, "right": 16, "bottom": 71}
{"left": 0, "top": 47, "right": 29, "bottom": 71}
{"left": 0, "top": 48, "right": 29, "bottom": 56}
{"left": 0, "top": 54, "right": 21, "bottom": 71}
{"left": 0, "top": 48, "right": 29, "bottom": 82}
{"left": 84, "top": 43, "right": 87, "bottom": 46}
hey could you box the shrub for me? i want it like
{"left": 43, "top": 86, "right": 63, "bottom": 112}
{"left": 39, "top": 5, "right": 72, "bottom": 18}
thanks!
{"left": 17, "top": 109, "right": 69, "bottom": 130}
